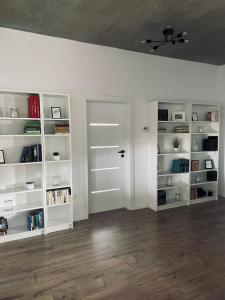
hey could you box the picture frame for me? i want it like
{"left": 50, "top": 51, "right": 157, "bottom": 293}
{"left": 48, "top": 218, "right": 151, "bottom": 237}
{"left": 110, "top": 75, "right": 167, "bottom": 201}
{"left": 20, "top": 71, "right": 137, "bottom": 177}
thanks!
{"left": 191, "top": 160, "right": 199, "bottom": 171}
{"left": 171, "top": 112, "right": 185, "bottom": 121}
{"left": 51, "top": 107, "right": 61, "bottom": 119}
{"left": 205, "top": 159, "right": 213, "bottom": 169}
{"left": 0, "top": 150, "right": 5, "bottom": 164}
{"left": 192, "top": 112, "right": 198, "bottom": 121}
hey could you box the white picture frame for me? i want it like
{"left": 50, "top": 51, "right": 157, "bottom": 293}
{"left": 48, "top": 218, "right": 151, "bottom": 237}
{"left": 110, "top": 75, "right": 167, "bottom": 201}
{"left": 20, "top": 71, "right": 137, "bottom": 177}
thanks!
{"left": 171, "top": 111, "right": 185, "bottom": 121}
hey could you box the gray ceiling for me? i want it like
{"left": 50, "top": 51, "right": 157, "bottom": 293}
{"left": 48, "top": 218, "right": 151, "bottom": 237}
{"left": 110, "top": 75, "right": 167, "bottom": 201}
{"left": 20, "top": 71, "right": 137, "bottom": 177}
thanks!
{"left": 1, "top": 0, "right": 225, "bottom": 65}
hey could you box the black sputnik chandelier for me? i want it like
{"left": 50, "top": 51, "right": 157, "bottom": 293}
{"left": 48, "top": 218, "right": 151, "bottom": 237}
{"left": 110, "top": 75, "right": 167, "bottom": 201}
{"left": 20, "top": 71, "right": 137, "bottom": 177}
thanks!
{"left": 142, "top": 25, "right": 189, "bottom": 52}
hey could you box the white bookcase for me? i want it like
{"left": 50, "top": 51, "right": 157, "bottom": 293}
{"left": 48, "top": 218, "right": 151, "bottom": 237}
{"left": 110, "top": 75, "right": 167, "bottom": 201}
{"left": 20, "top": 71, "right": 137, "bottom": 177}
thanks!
{"left": 0, "top": 91, "right": 73, "bottom": 243}
{"left": 148, "top": 100, "right": 220, "bottom": 211}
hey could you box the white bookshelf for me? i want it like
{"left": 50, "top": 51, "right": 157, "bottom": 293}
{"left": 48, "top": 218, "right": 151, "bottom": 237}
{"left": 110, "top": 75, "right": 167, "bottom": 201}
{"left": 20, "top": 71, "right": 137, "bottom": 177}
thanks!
{"left": 0, "top": 90, "right": 73, "bottom": 243}
{"left": 148, "top": 100, "right": 220, "bottom": 211}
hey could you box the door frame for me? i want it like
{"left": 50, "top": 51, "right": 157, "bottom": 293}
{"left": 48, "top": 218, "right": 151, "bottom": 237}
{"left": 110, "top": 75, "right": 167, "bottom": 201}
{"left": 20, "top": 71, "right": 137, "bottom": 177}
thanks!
{"left": 81, "top": 94, "right": 135, "bottom": 217}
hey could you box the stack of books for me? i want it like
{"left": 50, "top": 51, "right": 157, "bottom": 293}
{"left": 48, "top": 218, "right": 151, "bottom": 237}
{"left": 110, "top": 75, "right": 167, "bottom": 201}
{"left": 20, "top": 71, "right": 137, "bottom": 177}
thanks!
{"left": 46, "top": 187, "right": 71, "bottom": 206}
{"left": 24, "top": 121, "right": 41, "bottom": 135}
{"left": 28, "top": 95, "right": 40, "bottom": 118}
{"left": 158, "top": 127, "right": 167, "bottom": 133}
{"left": 191, "top": 187, "right": 206, "bottom": 200}
{"left": 54, "top": 123, "right": 69, "bottom": 135}
{"left": 27, "top": 210, "right": 44, "bottom": 231}
{"left": 175, "top": 126, "right": 189, "bottom": 133}
{"left": 20, "top": 144, "right": 42, "bottom": 162}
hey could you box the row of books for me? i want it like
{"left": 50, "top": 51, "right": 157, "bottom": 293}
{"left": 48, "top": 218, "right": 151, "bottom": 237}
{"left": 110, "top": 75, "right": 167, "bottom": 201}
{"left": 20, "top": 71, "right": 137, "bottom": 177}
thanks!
{"left": 175, "top": 126, "right": 189, "bottom": 133}
{"left": 24, "top": 120, "right": 41, "bottom": 134}
{"left": 28, "top": 95, "right": 40, "bottom": 118}
{"left": 20, "top": 144, "right": 42, "bottom": 162}
{"left": 27, "top": 210, "right": 44, "bottom": 231}
{"left": 46, "top": 187, "right": 71, "bottom": 206}
{"left": 54, "top": 123, "right": 70, "bottom": 134}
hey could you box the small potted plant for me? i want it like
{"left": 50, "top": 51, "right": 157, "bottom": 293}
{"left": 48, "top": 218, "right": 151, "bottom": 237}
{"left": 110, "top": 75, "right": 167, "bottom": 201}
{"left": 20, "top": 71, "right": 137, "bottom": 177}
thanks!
{"left": 53, "top": 152, "right": 60, "bottom": 161}
{"left": 172, "top": 137, "right": 181, "bottom": 152}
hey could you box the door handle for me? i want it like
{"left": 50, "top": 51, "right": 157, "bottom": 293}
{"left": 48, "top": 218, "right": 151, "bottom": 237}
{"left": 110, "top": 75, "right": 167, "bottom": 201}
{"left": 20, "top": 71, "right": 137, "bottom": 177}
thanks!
{"left": 118, "top": 150, "right": 126, "bottom": 157}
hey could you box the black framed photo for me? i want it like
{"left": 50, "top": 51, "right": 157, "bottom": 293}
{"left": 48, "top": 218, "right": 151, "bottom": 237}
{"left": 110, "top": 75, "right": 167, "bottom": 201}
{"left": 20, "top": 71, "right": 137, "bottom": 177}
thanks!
{"left": 205, "top": 159, "right": 213, "bottom": 169}
{"left": 192, "top": 112, "right": 198, "bottom": 121}
{"left": 51, "top": 107, "right": 61, "bottom": 119}
{"left": 0, "top": 150, "right": 5, "bottom": 164}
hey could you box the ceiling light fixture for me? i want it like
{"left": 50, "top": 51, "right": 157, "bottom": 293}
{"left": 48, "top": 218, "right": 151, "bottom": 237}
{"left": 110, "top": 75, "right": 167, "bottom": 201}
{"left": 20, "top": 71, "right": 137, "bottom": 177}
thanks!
{"left": 142, "top": 26, "right": 189, "bottom": 52}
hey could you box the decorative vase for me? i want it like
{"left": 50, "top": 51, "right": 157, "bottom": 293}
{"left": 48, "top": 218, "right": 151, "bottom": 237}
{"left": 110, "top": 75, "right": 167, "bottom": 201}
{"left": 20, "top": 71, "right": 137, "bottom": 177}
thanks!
{"left": 173, "top": 147, "right": 179, "bottom": 153}
{"left": 53, "top": 152, "right": 60, "bottom": 161}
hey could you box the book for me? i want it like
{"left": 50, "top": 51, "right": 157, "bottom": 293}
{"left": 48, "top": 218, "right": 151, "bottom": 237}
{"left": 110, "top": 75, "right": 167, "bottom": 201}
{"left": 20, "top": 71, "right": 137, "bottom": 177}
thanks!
{"left": 28, "top": 95, "right": 40, "bottom": 118}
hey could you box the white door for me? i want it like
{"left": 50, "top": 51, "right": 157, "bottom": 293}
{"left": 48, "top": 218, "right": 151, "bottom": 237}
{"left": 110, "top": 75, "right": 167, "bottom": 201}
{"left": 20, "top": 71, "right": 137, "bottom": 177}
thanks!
{"left": 87, "top": 101, "right": 131, "bottom": 214}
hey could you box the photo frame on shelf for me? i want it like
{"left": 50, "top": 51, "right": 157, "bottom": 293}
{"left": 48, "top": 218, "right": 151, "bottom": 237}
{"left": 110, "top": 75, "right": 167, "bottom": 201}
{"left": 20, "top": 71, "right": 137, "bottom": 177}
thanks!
{"left": 51, "top": 107, "right": 61, "bottom": 119}
{"left": 171, "top": 112, "right": 185, "bottom": 121}
{"left": 205, "top": 159, "right": 213, "bottom": 169}
{"left": 192, "top": 112, "right": 198, "bottom": 121}
{"left": 0, "top": 150, "right": 5, "bottom": 164}
{"left": 191, "top": 160, "right": 199, "bottom": 171}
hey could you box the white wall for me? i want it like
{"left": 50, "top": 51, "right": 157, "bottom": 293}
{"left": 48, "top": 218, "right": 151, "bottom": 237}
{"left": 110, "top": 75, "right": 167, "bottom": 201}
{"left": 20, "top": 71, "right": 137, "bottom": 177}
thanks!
{"left": 0, "top": 28, "right": 220, "bottom": 220}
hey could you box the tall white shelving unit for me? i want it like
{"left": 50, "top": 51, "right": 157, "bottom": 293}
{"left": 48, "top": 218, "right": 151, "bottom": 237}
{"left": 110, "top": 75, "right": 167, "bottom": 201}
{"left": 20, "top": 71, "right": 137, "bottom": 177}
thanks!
{"left": 148, "top": 100, "right": 220, "bottom": 211}
{"left": 0, "top": 91, "right": 73, "bottom": 243}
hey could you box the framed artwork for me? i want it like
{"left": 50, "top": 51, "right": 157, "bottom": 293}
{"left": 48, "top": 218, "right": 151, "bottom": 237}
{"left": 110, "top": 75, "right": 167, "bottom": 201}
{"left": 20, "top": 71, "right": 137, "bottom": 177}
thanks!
{"left": 51, "top": 107, "right": 61, "bottom": 119}
{"left": 191, "top": 160, "right": 199, "bottom": 171}
{"left": 192, "top": 112, "right": 198, "bottom": 121}
{"left": 171, "top": 112, "right": 185, "bottom": 121}
{"left": 0, "top": 150, "right": 5, "bottom": 164}
{"left": 205, "top": 159, "right": 213, "bottom": 169}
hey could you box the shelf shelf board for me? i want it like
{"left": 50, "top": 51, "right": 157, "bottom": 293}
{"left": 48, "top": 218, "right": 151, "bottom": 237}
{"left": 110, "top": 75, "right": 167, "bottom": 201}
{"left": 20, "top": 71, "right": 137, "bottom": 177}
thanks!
{"left": 158, "top": 171, "right": 189, "bottom": 177}
{"left": 0, "top": 134, "right": 41, "bottom": 137}
{"left": 45, "top": 159, "right": 71, "bottom": 164}
{"left": 158, "top": 120, "right": 190, "bottom": 123}
{"left": 44, "top": 118, "right": 70, "bottom": 121}
{"left": 192, "top": 132, "right": 218, "bottom": 135}
{"left": 191, "top": 169, "right": 217, "bottom": 173}
{"left": 157, "top": 185, "right": 181, "bottom": 191}
{"left": 158, "top": 132, "right": 190, "bottom": 135}
{"left": 0, "top": 203, "right": 43, "bottom": 215}
{"left": 0, "top": 162, "right": 42, "bottom": 167}
{"left": 191, "top": 181, "right": 218, "bottom": 186}
{"left": 158, "top": 152, "right": 189, "bottom": 156}
{"left": 47, "top": 202, "right": 71, "bottom": 208}
{"left": 46, "top": 182, "right": 71, "bottom": 190}
{"left": 44, "top": 134, "right": 70, "bottom": 137}
{"left": 0, "top": 186, "right": 43, "bottom": 196}
{"left": 0, "top": 117, "right": 41, "bottom": 121}
{"left": 190, "top": 196, "right": 217, "bottom": 205}
{"left": 192, "top": 121, "right": 219, "bottom": 124}
{"left": 158, "top": 201, "right": 187, "bottom": 211}
{"left": 191, "top": 151, "right": 218, "bottom": 154}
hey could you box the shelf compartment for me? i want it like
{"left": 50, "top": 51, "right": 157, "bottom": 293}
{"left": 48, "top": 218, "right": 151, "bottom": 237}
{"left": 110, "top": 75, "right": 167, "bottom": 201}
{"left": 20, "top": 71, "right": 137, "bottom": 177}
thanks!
{"left": 0, "top": 186, "right": 42, "bottom": 196}
{"left": 0, "top": 202, "right": 43, "bottom": 214}
{"left": 0, "top": 162, "right": 42, "bottom": 167}
{"left": 158, "top": 171, "right": 189, "bottom": 177}
{"left": 158, "top": 200, "right": 187, "bottom": 211}
{"left": 190, "top": 196, "right": 217, "bottom": 205}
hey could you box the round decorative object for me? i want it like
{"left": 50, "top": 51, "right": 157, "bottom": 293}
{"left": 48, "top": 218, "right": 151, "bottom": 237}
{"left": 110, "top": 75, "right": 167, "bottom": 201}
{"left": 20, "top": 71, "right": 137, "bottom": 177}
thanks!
{"left": 53, "top": 152, "right": 60, "bottom": 161}
{"left": 25, "top": 181, "right": 35, "bottom": 190}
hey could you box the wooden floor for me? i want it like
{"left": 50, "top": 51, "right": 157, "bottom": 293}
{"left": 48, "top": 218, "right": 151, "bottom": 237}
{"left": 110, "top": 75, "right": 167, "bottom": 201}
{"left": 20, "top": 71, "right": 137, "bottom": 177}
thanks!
{"left": 1, "top": 201, "right": 225, "bottom": 300}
